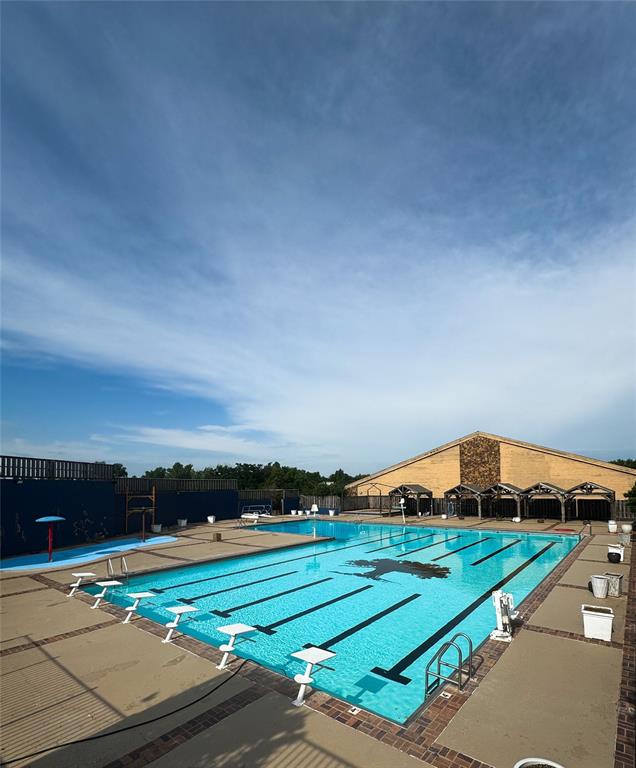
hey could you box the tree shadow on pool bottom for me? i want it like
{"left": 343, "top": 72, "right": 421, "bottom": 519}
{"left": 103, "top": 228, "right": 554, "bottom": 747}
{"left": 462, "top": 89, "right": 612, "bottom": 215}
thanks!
{"left": 335, "top": 559, "right": 450, "bottom": 582}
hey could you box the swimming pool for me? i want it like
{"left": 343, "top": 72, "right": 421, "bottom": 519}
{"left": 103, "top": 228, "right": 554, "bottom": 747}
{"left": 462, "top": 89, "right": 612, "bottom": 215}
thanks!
{"left": 84, "top": 521, "right": 578, "bottom": 722}
{"left": 0, "top": 535, "right": 178, "bottom": 572}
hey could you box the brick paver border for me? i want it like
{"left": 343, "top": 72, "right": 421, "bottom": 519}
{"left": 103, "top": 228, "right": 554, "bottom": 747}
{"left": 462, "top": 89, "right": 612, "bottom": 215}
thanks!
{"left": 0, "top": 585, "right": 50, "bottom": 599}
{"left": 523, "top": 622, "right": 624, "bottom": 649}
{"left": 614, "top": 532, "right": 635, "bottom": 768}
{"left": 0, "top": 617, "right": 119, "bottom": 657}
{"left": 100, "top": 685, "right": 268, "bottom": 768}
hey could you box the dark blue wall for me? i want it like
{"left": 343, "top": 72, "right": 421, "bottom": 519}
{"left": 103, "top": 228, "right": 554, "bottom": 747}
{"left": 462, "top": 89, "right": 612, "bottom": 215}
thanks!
{"left": 1, "top": 480, "right": 241, "bottom": 558}
{"left": 1, "top": 479, "right": 119, "bottom": 557}
{"left": 282, "top": 496, "right": 300, "bottom": 515}
{"left": 118, "top": 490, "right": 239, "bottom": 531}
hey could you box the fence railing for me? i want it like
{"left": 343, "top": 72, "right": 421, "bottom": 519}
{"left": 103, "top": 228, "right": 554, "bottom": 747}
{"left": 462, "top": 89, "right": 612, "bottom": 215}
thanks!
{"left": 344, "top": 495, "right": 392, "bottom": 511}
{"left": 116, "top": 477, "right": 238, "bottom": 493}
{"left": 299, "top": 494, "right": 342, "bottom": 509}
{"left": 1, "top": 455, "right": 115, "bottom": 481}
{"left": 239, "top": 489, "right": 299, "bottom": 500}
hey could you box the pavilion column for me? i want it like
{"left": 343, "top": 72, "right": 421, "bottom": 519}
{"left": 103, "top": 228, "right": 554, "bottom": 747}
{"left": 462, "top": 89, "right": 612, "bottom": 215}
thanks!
{"left": 516, "top": 495, "right": 521, "bottom": 519}
{"left": 560, "top": 496, "right": 566, "bottom": 523}
{"left": 477, "top": 496, "right": 482, "bottom": 519}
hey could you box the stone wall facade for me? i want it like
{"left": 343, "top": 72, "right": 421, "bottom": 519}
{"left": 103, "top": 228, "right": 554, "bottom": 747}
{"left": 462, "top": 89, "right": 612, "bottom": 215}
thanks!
{"left": 459, "top": 435, "right": 501, "bottom": 488}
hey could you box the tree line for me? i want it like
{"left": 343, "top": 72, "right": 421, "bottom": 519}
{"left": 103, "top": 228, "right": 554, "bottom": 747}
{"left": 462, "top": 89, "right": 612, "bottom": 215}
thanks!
{"left": 110, "top": 461, "right": 366, "bottom": 496}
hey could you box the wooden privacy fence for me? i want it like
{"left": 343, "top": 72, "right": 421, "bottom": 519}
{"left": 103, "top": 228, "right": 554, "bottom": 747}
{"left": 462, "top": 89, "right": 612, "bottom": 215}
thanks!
{"left": 299, "top": 495, "right": 342, "bottom": 510}
{"left": 1, "top": 455, "right": 114, "bottom": 481}
{"left": 344, "top": 495, "right": 391, "bottom": 511}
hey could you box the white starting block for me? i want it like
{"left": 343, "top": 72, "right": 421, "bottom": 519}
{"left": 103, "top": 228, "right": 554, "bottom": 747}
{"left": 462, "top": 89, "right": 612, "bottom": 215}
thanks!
{"left": 123, "top": 591, "right": 155, "bottom": 624}
{"left": 91, "top": 580, "right": 122, "bottom": 609}
{"left": 68, "top": 572, "right": 96, "bottom": 598}
{"left": 490, "top": 589, "right": 519, "bottom": 643}
{"left": 162, "top": 605, "right": 198, "bottom": 643}
{"left": 216, "top": 623, "right": 256, "bottom": 669}
{"left": 290, "top": 646, "right": 336, "bottom": 707}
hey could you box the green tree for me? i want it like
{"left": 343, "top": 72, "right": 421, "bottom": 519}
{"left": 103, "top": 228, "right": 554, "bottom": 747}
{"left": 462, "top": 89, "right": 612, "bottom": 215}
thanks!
{"left": 167, "top": 462, "right": 194, "bottom": 479}
{"left": 143, "top": 466, "right": 167, "bottom": 478}
{"left": 611, "top": 458, "right": 636, "bottom": 469}
{"left": 625, "top": 481, "right": 636, "bottom": 511}
{"left": 139, "top": 460, "right": 367, "bottom": 495}
{"left": 111, "top": 463, "right": 128, "bottom": 478}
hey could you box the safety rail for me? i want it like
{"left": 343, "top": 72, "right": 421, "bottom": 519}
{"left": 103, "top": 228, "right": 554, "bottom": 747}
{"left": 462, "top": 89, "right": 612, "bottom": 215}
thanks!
{"left": 425, "top": 632, "right": 474, "bottom": 695}
{"left": 1, "top": 455, "right": 114, "bottom": 480}
{"left": 107, "top": 556, "right": 130, "bottom": 582}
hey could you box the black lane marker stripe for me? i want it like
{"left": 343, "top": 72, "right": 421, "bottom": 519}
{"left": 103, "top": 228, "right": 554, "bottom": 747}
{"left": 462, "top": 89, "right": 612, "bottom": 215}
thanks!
{"left": 178, "top": 570, "right": 297, "bottom": 604}
{"left": 471, "top": 539, "right": 522, "bottom": 566}
{"left": 366, "top": 534, "right": 436, "bottom": 553}
{"left": 395, "top": 535, "right": 461, "bottom": 557}
{"left": 152, "top": 533, "right": 394, "bottom": 593}
{"left": 254, "top": 584, "right": 373, "bottom": 635}
{"left": 310, "top": 593, "right": 421, "bottom": 650}
{"left": 212, "top": 577, "right": 332, "bottom": 618}
{"left": 371, "top": 541, "right": 556, "bottom": 684}
{"left": 431, "top": 539, "right": 489, "bottom": 562}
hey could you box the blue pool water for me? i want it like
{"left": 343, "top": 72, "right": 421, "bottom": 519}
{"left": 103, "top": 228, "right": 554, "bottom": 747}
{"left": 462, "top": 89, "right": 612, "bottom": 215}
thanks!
{"left": 0, "top": 535, "right": 178, "bottom": 572}
{"left": 84, "top": 521, "right": 577, "bottom": 722}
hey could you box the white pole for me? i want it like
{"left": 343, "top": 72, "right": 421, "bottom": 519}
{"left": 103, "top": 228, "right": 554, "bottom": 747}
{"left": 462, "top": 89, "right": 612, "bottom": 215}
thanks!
{"left": 217, "top": 634, "right": 237, "bottom": 670}
{"left": 292, "top": 662, "right": 314, "bottom": 707}
{"left": 123, "top": 597, "right": 141, "bottom": 624}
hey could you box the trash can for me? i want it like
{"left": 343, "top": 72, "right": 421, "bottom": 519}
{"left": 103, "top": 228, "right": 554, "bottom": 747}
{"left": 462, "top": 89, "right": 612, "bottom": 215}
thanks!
{"left": 608, "top": 544, "right": 624, "bottom": 563}
{"left": 590, "top": 575, "right": 609, "bottom": 598}
{"left": 604, "top": 572, "right": 623, "bottom": 597}
{"left": 581, "top": 604, "right": 614, "bottom": 641}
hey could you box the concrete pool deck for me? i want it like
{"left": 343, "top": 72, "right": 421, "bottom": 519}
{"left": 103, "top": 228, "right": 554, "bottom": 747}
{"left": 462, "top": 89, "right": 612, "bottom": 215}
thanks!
{"left": 0, "top": 516, "right": 633, "bottom": 768}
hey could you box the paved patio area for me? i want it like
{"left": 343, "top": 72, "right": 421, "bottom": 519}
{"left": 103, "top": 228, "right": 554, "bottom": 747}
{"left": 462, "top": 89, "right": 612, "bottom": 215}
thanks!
{"left": 1, "top": 516, "right": 633, "bottom": 768}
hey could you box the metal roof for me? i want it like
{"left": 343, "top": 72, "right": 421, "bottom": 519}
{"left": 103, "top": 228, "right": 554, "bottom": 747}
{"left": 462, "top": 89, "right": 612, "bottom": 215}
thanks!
{"left": 481, "top": 482, "right": 523, "bottom": 496}
{"left": 387, "top": 484, "right": 433, "bottom": 496}
{"left": 443, "top": 483, "right": 483, "bottom": 497}
{"left": 521, "top": 481, "right": 567, "bottom": 496}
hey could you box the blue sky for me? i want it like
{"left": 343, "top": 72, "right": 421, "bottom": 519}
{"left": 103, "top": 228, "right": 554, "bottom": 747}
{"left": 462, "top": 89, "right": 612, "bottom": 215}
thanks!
{"left": 1, "top": 2, "right": 635, "bottom": 475}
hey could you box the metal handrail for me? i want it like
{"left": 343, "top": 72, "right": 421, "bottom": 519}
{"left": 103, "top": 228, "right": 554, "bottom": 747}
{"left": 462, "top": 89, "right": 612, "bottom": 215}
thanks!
{"left": 425, "top": 632, "right": 474, "bottom": 695}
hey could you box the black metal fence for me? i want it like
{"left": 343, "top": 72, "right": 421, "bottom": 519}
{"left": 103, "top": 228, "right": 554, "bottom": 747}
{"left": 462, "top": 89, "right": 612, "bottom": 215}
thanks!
{"left": 116, "top": 477, "right": 238, "bottom": 493}
{"left": 1, "top": 455, "right": 114, "bottom": 480}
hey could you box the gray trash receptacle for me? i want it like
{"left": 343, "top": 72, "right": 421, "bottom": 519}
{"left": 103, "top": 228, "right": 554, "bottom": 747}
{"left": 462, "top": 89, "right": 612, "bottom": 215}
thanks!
{"left": 603, "top": 572, "right": 623, "bottom": 597}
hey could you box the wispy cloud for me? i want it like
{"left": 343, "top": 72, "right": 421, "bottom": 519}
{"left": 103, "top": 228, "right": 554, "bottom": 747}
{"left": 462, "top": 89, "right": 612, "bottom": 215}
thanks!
{"left": 1, "top": 3, "right": 635, "bottom": 472}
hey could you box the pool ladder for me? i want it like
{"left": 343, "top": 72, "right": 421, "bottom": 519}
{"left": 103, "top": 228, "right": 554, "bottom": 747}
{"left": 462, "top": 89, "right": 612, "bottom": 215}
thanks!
{"left": 107, "top": 556, "right": 130, "bottom": 582}
{"left": 425, "top": 632, "right": 474, "bottom": 695}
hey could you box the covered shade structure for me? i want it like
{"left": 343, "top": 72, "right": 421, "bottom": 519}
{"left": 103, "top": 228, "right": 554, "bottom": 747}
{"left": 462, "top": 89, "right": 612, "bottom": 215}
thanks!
{"left": 566, "top": 482, "right": 615, "bottom": 521}
{"left": 388, "top": 484, "right": 433, "bottom": 517}
{"left": 443, "top": 483, "right": 484, "bottom": 518}
{"left": 521, "top": 482, "right": 567, "bottom": 522}
{"left": 480, "top": 482, "right": 523, "bottom": 519}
